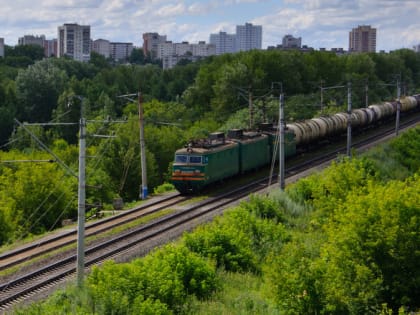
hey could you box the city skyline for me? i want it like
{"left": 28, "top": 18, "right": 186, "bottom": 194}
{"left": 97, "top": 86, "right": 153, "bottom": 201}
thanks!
{"left": 1, "top": 0, "right": 420, "bottom": 52}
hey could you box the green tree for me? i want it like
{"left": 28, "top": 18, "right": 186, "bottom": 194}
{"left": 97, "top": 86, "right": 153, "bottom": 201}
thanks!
{"left": 89, "top": 51, "right": 111, "bottom": 70}
{"left": 0, "top": 150, "right": 76, "bottom": 242}
{"left": 129, "top": 47, "right": 145, "bottom": 65}
{"left": 0, "top": 78, "right": 17, "bottom": 145}
{"left": 97, "top": 114, "right": 159, "bottom": 201}
{"left": 15, "top": 59, "right": 68, "bottom": 122}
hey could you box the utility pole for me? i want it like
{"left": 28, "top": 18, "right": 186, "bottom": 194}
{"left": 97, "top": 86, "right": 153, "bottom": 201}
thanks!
{"left": 138, "top": 91, "right": 148, "bottom": 199}
{"left": 248, "top": 85, "right": 253, "bottom": 129}
{"left": 15, "top": 95, "right": 122, "bottom": 288}
{"left": 76, "top": 114, "right": 86, "bottom": 288}
{"left": 395, "top": 77, "right": 401, "bottom": 136}
{"left": 365, "top": 80, "right": 369, "bottom": 108}
{"left": 118, "top": 92, "right": 148, "bottom": 200}
{"left": 347, "top": 82, "right": 352, "bottom": 157}
{"left": 320, "top": 79, "right": 324, "bottom": 112}
{"left": 279, "top": 93, "right": 285, "bottom": 190}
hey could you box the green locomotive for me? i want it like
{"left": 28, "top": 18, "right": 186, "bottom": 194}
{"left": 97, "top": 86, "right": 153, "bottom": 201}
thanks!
{"left": 171, "top": 94, "right": 420, "bottom": 194}
{"left": 171, "top": 126, "right": 296, "bottom": 194}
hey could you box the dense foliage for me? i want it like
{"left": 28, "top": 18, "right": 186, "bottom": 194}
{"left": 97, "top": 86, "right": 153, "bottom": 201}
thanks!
{"left": 14, "top": 125, "right": 420, "bottom": 313}
{"left": 1, "top": 46, "right": 420, "bottom": 245}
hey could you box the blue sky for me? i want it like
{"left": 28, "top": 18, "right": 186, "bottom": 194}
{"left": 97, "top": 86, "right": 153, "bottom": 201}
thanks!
{"left": 1, "top": 0, "right": 420, "bottom": 52}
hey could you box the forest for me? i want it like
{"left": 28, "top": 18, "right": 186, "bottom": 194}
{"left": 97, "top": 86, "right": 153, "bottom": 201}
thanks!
{"left": 1, "top": 45, "right": 420, "bottom": 246}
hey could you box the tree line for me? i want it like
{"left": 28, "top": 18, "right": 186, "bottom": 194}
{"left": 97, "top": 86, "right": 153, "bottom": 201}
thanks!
{"left": 1, "top": 45, "right": 420, "bottom": 244}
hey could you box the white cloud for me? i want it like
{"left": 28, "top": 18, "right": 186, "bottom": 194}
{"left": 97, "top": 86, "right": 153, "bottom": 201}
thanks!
{"left": 0, "top": 0, "right": 419, "bottom": 50}
{"left": 156, "top": 3, "right": 186, "bottom": 17}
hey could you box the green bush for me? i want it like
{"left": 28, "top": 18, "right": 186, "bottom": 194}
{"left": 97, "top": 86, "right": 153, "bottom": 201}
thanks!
{"left": 153, "top": 182, "right": 175, "bottom": 194}
{"left": 286, "top": 157, "right": 378, "bottom": 214}
{"left": 389, "top": 127, "right": 420, "bottom": 172}
{"left": 184, "top": 197, "right": 290, "bottom": 273}
{"left": 87, "top": 243, "right": 217, "bottom": 313}
{"left": 267, "top": 174, "right": 420, "bottom": 314}
{"left": 184, "top": 219, "right": 255, "bottom": 272}
{"left": 240, "top": 194, "right": 284, "bottom": 221}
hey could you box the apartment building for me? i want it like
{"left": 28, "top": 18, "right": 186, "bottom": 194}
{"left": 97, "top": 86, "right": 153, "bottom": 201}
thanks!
{"left": 18, "top": 35, "right": 45, "bottom": 47}
{"left": 110, "top": 42, "right": 133, "bottom": 62}
{"left": 236, "top": 22, "right": 262, "bottom": 52}
{"left": 58, "top": 23, "right": 91, "bottom": 62}
{"left": 157, "top": 40, "right": 215, "bottom": 69}
{"left": 93, "top": 39, "right": 111, "bottom": 58}
{"left": 44, "top": 39, "right": 57, "bottom": 57}
{"left": 143, "top": 32, "right": 167, "bottom": 59}
{"left": 209, "top": 31, "right": 236, "bottom": 55}
{"left": 349, "top": 25, "right": 376, "bottom": 53}
{"left": 282, "top": 34, "right": 302, "bottom": 49}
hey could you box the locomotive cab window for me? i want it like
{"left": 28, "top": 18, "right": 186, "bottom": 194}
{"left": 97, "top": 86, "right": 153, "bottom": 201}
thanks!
{"left": 175, "top": 155, "right": 188, "bottom": 163}
{"left": 189, "top": 156, "right": 202, "bottom": 164}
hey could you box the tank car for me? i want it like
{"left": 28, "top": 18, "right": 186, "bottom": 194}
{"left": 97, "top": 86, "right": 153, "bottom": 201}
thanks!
{"left": 171, "top": 94, "right": 420, "bottom": 194}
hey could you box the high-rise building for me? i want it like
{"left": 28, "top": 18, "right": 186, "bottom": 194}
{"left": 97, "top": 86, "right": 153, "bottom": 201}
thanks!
{"left": 93, "top": 39, "right": 111, "bottom": 58}
{"left": 209, "top": 31, "right": 236, "bottom": 55}
{"left": 18, "top": 35, "right": 57, "bottom": 57}
{"left": 58, "top": 23, "right": 91, "bottom": 62}
{"left": 236, "top": 22, "right": 262, "bottom": 52}
{"left": 157, "top": 41, "right": 175, "bottom": 60}
{"left": 143, "top": 32, "right": 167, "bottom": 59}
{"left": 18, "top": 35, "right": 46, "bottom": 47}
{"left": 157, "top": 40, "right": 216, "bottom": 69}
{"left": 192, "top": 41, "right": 216, "bottom": 57}
{"left": 44, "top": 39, "right": 57, "bottom": 57}
{"left": 0, "top": 38, "right": 4, "bottom": 58}
{"left": 110, "top": 42, "right": 133, "bottom": 62}
{"left": 349, "top": 25, "right": 376, "bottom": 53}
{"left": 282, "top": 34, "right": 301, "bottom": 49}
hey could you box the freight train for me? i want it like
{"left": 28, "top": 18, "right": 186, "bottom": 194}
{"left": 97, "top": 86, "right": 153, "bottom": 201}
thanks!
{"left": 171, "top": 95, "right": 420, "bottom": 194}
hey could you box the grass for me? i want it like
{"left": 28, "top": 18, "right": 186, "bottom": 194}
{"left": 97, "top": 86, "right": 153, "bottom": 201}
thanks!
{"left": 178, "top": 195, "right": 208, "bottom": 206}
{"left": 0, "top": 190, "right": 175, "bottom": 256}
{"left": 0, "top": 208, "right": 174, "bottom": 277}
{"left": 185, "top": 271, "right": 280, "bottom": 315}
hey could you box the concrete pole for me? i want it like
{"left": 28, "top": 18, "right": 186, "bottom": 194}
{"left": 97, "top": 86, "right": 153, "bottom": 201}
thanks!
{"left": 248, "top": 87, "right": 253, "bottom": 130}
{"left": 347, "top": 82, "right": 352, "bottom": 158}
{"left": 76, "top": 115, "right": 86, "bottom": 287}
{"left": 395, "top": 79, "right": 401, "bottom": 136}
{"left": 138, "top": 91, "right": 148, "bottom": 199}
{"left": 320, "top": 80, "right": 324, "bottom": 113}
{"left": 365, "top": 81, "right": 369, "bottom": 108}
{"left": 279, "top": 93, "right": 285, "bottom": 190}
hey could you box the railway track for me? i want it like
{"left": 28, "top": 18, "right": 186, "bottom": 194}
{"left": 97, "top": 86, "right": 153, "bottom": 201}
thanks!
{"left": 0, "top": 173, "right": 271, "bottom": 313}
{"left": 0, "top": 114, "right": 419, "bottom": 313}
{"left": 0, "top": 193, "right": 187, "bottom": 271}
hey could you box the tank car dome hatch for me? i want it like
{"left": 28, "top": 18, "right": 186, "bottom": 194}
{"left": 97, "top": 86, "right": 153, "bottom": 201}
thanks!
{"left": 227, "top": 129, "right": 244, "bottom": 139}
{"left": 209, "top": 132, "right": 225, "bottom": 141}
{"left": 208, "top": 132, "right": 226, "bottom": 146}
{"left": 258, "top": 122, "right": 272, "bottom": 131}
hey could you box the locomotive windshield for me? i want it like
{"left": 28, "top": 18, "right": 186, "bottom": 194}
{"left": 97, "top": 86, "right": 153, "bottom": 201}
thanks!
{"left": 189, "top": 156, "right": 202, "bottom": 164}
{"left": 175, "top": 155, "right": 188, "bottom": 163}
{"left": 174, "top": 155, "right": 203, "bottom": 164}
